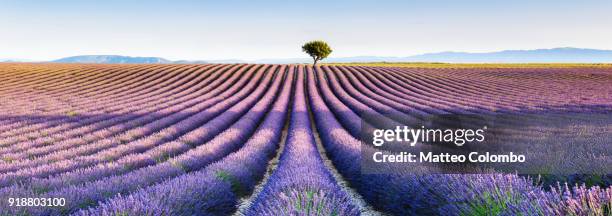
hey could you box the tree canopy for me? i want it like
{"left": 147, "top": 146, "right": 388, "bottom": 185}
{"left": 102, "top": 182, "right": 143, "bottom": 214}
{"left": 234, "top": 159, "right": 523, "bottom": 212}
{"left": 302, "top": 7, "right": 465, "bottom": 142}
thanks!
{"left": 302, "top": 40, "right": 332, "bottom": 66}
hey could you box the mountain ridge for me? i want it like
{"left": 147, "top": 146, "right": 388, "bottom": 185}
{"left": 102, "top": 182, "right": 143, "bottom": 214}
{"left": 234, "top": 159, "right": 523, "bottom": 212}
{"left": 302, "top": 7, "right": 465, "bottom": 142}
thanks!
{"left": 52, "top": 55, "right": 174, "bottom": 64}
{"left": 4, "top": 47, "right": 612, "bottom": 64}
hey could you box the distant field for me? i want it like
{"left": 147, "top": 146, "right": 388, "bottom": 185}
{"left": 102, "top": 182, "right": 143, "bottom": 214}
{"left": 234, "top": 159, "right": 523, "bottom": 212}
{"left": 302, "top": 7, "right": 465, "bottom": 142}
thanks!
{"left": 0, "top": 63, "right": 610, "bottom": 215}
{"left": 326, "top": 62, "right": 612, "bottom": 68}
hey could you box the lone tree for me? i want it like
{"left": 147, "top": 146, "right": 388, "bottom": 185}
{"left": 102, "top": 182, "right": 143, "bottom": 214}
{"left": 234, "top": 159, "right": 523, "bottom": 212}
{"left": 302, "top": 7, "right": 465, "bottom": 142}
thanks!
{"left": 302, "top": 40, "right": 332, "bottom": 66}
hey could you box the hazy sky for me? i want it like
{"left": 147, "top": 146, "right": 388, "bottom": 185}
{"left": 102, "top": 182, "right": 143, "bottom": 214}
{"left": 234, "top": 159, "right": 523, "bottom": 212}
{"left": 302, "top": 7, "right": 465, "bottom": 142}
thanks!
{"left": 1, "top": 0, "right": 611, "bottom": 61}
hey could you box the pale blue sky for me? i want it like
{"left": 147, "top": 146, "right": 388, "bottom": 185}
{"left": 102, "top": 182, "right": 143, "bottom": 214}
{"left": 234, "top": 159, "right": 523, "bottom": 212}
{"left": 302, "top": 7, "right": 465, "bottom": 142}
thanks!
{"left": 1, "top": 0, "right": 611, "bottom": 61}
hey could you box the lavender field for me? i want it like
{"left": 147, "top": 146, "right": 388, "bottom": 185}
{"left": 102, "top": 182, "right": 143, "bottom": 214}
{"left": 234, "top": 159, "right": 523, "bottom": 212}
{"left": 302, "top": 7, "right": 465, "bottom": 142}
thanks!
{"left": 0, "top": 63, "right": 611, "bottom": 215}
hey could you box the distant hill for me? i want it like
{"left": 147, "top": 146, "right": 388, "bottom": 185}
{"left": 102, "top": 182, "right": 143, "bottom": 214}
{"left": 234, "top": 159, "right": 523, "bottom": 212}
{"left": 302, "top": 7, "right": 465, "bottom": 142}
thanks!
{"left": 259, "top": 47, "right": 612, "bottom": 63}
{"left": 53, "top": 55, "right": 173, "bottom": 64}
{"left": 398, "top": 47, "right": 612, "bottom": 63}
{"left": 0, "top": 58, "right": 32, "bottom": 63}
{"left": 12, "top": 47, "right": 612, "bottom": 64}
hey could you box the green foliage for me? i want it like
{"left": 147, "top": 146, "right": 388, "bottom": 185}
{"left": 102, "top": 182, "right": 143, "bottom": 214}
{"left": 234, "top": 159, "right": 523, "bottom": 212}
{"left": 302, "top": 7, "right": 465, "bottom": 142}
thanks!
{"left": 215, "top": 170, "right": 244, "bottom": 195}
{"left": 302, "top": 40, "right": 332, "bottom": 65}
{"left": 464, "top": 192, "right": 506, "bottom": 216}
{"left": 78, "top": 198, "right": 98, "bottom": 211}
{"left": 292, "top": 189, "right": 336, "bottom": 216}
{"left": 463, "top": 189, "right": 527, "bottom": 216}
{"left": 1, "top": 156, "right": 14, "bottom": 163}
{"left": 170, "top": 160, "right": 187, "bottom": 172}
{"left": 32, "top": 185, "right": 51, "bottom": 194}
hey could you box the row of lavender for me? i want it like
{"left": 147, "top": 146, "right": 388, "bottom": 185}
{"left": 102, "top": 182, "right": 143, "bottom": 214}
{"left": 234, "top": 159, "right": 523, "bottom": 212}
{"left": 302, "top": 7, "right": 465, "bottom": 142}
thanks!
{"left": 0, "top": 63, "right": 610, "bottom": 215}
{"left": 309, "top": 65, "right": 611, "bottom": 215}
{"left": 0, "top": 64, "right": 221, "bottom": 156}
{"left": 74, "top": 66, "right": 360, "bottom": 215}
{"left": 0, "top": 64, "right": 294, "bottom": 214}
{"left": 0, "top": 65, "right": 256, "bottom": 186}
{"left": 78, "top": 64, "right": 610, "bottom": 215}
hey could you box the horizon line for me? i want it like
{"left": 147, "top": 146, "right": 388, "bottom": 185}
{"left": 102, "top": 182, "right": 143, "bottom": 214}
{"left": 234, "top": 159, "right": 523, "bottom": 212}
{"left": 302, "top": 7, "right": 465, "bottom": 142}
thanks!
{"left": 3, "top": 46, "right": 612, "bottom": 63}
